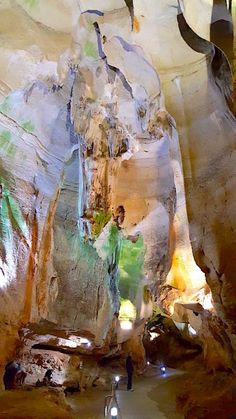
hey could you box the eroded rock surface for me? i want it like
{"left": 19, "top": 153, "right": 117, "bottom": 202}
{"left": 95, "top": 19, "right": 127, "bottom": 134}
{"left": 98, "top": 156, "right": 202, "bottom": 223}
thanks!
{"left": 0, "top": 0, "right": 235, "bottom": 382}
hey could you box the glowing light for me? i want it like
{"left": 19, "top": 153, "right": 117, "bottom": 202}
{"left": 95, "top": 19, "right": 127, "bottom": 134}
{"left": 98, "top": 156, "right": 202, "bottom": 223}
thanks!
{"left": 58, "top": 338, "right": 77, "bottom": 348}
{"left": 169, "top": 305, "right": 174, "bottom": 316}
{"left": 160, "top": 366, "right": 166, "bottom": 373}
{"left": 0, "top": 267, "right": 8, "bottom": 288}
{"left": 202, "top": 292, "right": 213, "bottom": 310}
{"left": 166, "top": 248, "right": 206, "bottom": 292}
{"left": 119, "top": 299, "right": 136, "bottom": 319}
{"left": 120, "top": 320, "right": 133, "bottom": 330}
{"left": 188, "top": 325, "right": 197, "bottom": 335}
{"left": 111, "top": 406, "right": 118, "bottom": 417}
{"left": 150, "top": 332, "right": 159, "bottom": 341}
{"left": 119, "top": 299, "right": 136, "bottom": 328}
{"left": 115, "top": 375, "right": 120, "bottom": 383}
{"left": 119, "top": 299, "right": 136, "bottom": 331}
{"left": 80, "top": 337, "right": 90, "bottom": 344}
{"left": 118, "top": 235, "right": 144, "bottom": 317}
{"left": 147, "top": 361, "right": 150, "bottom": 365}
{"left": 66, "top": 336, "right": 92, "bottom": 347}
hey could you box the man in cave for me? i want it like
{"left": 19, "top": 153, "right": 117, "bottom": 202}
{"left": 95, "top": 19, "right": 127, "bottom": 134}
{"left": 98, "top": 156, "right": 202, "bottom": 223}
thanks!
{"left": 126, "top": 352, "right": 134, "bottom": 391}
{"left": 3, "top": 361, "right": 26, "bottom": 390}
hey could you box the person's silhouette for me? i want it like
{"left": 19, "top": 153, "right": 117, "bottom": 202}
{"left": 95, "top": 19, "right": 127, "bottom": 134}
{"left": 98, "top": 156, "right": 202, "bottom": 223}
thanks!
{"left": 126, "top": 352, "right": 134, "bottom": 391}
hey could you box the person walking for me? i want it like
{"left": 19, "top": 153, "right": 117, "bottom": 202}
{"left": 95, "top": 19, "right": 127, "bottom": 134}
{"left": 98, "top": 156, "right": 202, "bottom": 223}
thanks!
{"left": 126, "top": 352, "right": 134, "bottom": 391}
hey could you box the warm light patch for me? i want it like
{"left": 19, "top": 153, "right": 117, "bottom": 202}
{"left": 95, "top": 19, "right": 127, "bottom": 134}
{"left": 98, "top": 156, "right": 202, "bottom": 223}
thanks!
{"left": 201, "top": 291, "right": 213, "bottom": 310}
{"left": 119, "top": 299, "right": 136, "bottom": 321}
{"left": 169, "top": 304, "right": 174, "bottom": 316}
{"left": 119, "top": 299, "right": 136, "bottom": 330}
{"left": 133, "top": 16, "right": 140, "bottom": 32}
{"left": 167, "top": 251, "right": 189, "bottom": 291}
{"left": 166, "top": 249, "right": 206, "bottom": 292}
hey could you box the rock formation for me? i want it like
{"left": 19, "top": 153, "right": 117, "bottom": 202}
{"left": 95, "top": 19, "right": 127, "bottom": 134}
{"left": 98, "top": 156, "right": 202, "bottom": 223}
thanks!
{"left": 0, "top": 0, "right": 236, "bottom": 384}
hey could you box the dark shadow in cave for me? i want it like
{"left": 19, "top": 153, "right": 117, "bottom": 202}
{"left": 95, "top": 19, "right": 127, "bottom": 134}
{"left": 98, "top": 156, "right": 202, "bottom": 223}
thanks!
{"left": 143, "top": 315, "right": 202, "bottom": 369}
{"left": 177, "top": 12, "right": 212, "bottom": 54}
{"left": 123, "top": 0, "right": 134, "bottom": 30}
{"left": 32, "top": 343, "right": 76, "bottom": 355}
{"left": 211, "top": 0, "right": 234, "bottom": 65}
{"left": 211, "top": 0, "right": 234, "bottom": 112}
{"left": 177, "top": 10, "right": 234, "bottom": 114}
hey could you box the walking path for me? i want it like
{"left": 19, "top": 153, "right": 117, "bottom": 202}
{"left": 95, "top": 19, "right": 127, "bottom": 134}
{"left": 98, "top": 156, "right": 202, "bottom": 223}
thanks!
{"left": 67, "top": 367, "right": 184, "bottom": 419}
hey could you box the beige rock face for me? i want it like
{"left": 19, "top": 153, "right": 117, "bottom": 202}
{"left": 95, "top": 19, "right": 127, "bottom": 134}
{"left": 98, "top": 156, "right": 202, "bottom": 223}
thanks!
{"left": 0, "top": 0, "right": 235, "bottom": 377}
{"left": 0, "top": 388, "right": 74, "bottom": 418}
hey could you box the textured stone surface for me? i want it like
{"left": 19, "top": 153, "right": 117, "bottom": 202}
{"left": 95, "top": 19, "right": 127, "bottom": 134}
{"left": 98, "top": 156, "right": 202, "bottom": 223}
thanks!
{"left": 0, "top": 0, "right": 235, "bottom": 380}
{"left": 0, "top": 388, "right": 74, "bottom": 418}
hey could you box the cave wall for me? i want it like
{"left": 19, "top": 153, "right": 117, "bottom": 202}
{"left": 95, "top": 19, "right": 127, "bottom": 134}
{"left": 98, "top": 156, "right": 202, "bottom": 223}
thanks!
{"left": 0, "top": 0, "right": 235, "bottom": 375}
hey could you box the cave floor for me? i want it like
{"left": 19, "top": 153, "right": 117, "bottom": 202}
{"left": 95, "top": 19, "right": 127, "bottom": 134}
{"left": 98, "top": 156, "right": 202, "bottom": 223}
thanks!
{"left": 67, "top": 367, "right": 184, "bottom": 419}
{"left": 0, "top": 368, "right": 184, "bottom": 418}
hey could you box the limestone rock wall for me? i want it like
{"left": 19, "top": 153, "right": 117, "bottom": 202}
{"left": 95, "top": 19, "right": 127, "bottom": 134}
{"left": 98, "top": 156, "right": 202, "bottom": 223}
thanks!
{"left": 0, "top": 0, "right": 235, "bottom": 375}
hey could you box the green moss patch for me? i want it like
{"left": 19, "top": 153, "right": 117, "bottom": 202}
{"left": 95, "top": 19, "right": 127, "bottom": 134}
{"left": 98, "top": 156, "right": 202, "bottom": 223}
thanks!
{"left": 83, "top": 41, "right": 98, "bottom": 59}
{"left": 23, "top": 0, "right": 38, "bottom": 8}
{"left": 0, "top": 130, "right": 17, "bottom": 158}
{"left": 92, "top": 210, "right": 111, "bottom": 238}
{"left": 0, "top": 97, "right": 11, "bottom": 114}
{"left": 118, "top": 235, "right": 144, "bottom": 302}
{"left": 21, "top": 121, "right": 35, "bottom": 133}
